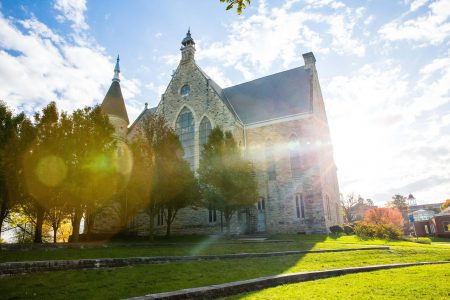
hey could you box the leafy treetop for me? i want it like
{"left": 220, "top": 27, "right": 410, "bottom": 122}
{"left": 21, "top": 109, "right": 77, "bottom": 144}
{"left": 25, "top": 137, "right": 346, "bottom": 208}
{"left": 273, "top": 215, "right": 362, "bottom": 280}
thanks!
{"left": 220, "top": 0, "right": 251, "bottom": 14}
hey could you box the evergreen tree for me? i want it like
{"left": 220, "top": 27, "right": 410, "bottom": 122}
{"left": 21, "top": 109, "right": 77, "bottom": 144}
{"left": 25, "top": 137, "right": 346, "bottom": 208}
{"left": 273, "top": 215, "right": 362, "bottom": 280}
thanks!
{"left": 0, "top": 101, "right": 28, "bottom": 240}
{"left": 198, "top": 127, "right": 258, "bottom": 234}
{"left": 128, "top": 113, "right": 200, "bottom": 239}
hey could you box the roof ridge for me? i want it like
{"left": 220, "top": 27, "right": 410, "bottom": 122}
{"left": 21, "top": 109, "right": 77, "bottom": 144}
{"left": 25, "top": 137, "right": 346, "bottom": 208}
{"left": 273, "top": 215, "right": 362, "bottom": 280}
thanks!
{"left": 224, "top": 66, "right": 306, "bottom": 91}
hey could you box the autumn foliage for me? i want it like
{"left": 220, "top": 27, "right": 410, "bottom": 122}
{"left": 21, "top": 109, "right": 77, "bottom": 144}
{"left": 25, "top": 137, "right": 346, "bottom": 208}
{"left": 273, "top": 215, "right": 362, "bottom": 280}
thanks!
{"left": 354, "top": 207, "right": 404, "bottom": 240}
{"left": 363, "top": 207, "right": 404, "bottom": 229}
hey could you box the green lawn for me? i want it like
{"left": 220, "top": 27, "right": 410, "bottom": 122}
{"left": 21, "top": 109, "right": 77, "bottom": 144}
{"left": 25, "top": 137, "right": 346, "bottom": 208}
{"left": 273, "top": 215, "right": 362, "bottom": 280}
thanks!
{"left": 0, "top": 235, "right": 371, "bottom": 263}
{"left": 0, "top": 235, "right": 448, "bottom": 299}
{"left": 227, "top": 264, "right": 450, "bottom": 300}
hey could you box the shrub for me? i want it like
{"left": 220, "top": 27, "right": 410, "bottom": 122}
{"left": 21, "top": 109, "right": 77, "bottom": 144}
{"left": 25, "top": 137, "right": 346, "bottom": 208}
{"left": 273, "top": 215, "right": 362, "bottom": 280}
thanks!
{"left": 354, "top": 223, "right": 402, "bottom": 240}
{"left": 364, "top": 207, "right": 404, "bottom": 229}
{"left": 343, "top": 224, "right": 354, "bottom": 235}
{"left": 329, "top": 225, "right": 344, "bottom": 235}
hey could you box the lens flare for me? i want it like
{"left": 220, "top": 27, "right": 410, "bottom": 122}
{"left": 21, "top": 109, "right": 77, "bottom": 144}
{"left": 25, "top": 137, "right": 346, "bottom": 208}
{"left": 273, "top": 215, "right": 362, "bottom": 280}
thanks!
{"left": 35, "top": 155, "right": 67, "bottom": 187}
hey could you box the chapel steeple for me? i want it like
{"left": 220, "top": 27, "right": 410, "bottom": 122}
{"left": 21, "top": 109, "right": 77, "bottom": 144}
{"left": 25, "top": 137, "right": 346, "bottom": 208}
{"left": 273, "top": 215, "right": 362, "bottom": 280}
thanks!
{"left": 101, "top": 55, "right": 129, "bottom": 127}
{"left": 180, "top": 28, "right": 195, "bottom": 63}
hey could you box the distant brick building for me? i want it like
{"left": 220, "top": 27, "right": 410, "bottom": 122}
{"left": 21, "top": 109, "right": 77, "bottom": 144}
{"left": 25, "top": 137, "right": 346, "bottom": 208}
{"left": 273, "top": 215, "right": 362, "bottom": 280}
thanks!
{"left": 413, "top": 207, "right": 450, "bottom": 238}
{"left": 99, "top": 30, "right": 342, "bottom": 236}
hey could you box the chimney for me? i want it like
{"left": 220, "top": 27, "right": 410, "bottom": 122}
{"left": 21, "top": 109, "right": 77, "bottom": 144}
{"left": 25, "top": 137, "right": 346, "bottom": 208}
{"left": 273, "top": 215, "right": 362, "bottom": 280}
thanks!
{"left": 302, "top": 52, "right": 316, "bottom": 69}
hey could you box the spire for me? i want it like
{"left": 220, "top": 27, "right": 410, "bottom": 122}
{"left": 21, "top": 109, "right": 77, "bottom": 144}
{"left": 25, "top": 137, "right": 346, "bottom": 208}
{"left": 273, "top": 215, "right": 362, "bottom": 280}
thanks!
{"left": 101, "top": 55, "right": 129, "bottom": 124}
{"left": 113, "top": 55, "right": 120, "bottom": 82}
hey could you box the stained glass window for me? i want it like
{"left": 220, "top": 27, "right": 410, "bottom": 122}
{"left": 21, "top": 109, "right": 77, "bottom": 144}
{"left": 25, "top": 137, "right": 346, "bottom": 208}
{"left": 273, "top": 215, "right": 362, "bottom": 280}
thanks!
{"left": 176, "top": 107, "right": 195, "bottom": 169}
{"left": 199, "top": 117, "right": 212, "bottom": 149}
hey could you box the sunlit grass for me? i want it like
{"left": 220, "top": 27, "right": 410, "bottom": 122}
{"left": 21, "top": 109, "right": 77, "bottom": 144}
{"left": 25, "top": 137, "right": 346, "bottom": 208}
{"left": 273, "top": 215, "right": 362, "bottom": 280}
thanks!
{"left": 0, "top": 234, "right": 448, "bottom": 263}
{"left": 227, "top": 264, "right": 450, "bottom": 300}
{"left": 0, "top": 235, "right": 448, "bottom": 299}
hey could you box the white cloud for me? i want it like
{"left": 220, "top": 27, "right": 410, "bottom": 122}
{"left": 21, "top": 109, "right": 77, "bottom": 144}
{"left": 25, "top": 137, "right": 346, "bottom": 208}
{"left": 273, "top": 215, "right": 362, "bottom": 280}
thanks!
{"left": 202, "top": 66, "right": 232, "bottom": 87}
{"left": 54, "top": 0, "right": 89, "bottom": 31}
{"left": 325, "top": 58, "right": 450, "bottom": 204}
{"left": 407, "top": 0, "right": 430, "bottom": 12}
{"left": 379, "top": 0, "right": 450, "bottom": 45}
{"left": 0, "top": 11, "right": 141, "bottom": 118}
{"left": 145, "top": 82, "right": 166, "bottom": 100}
{"left": 194, "top": 0, "right": 366, "bottom": 79}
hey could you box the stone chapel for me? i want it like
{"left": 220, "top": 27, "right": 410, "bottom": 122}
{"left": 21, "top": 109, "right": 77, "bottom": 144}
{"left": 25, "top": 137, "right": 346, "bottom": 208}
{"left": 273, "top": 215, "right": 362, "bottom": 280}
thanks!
{"left": 99, "top": 30, "right": 342, "bottom": 235}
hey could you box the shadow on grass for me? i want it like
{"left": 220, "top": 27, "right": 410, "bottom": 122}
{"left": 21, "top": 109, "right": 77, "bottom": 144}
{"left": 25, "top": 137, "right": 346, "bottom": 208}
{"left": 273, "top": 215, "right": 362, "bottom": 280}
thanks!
{"left": 0, "top": 235, "right": 328, "bottom": 300}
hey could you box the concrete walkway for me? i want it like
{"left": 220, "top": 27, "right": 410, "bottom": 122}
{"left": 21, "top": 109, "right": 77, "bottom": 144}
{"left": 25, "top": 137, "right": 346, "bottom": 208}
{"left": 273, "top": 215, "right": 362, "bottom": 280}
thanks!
{"left": 0, "top": 246, "right": 389, "bottom": 276}
{"left": 128, "top": 261, "right": 450, "bottom": 300}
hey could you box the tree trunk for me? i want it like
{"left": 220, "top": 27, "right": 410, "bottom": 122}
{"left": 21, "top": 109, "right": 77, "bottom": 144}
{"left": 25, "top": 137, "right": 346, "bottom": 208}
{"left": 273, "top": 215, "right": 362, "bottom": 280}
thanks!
{"left": 224, "top": 212, "right": 231, "bottom": 236}
{"left": 53, "top": 226, "right": 57, "bottom": 243}
{"left": 33, "top": 205, "right": 45, "bottom": 243}
{"left": 0, "top": 202, "right": 9, "bottom": 241}
{"left": 71, "top": 208, "right": 82, "bottom": 243}
{"left": 165, "top": 209, "right": 172, "bottom": 238}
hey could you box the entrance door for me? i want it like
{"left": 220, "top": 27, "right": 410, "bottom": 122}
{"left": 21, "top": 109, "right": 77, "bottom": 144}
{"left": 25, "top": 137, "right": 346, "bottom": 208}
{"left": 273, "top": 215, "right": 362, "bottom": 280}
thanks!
{"left": 256, "top": 197, "right": 266, "bottom": 233}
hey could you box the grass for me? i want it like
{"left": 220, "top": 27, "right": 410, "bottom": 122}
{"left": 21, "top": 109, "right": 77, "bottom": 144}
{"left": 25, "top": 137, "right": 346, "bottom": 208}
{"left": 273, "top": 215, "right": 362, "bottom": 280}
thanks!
{"left": 0, "top": 234, "right": 363, "bottom": 263}
{"left": 0, "top": 235, "right": 448, "bottom": 299}
{"left": 226, "top": 264, "right": 450, "bottom": 299}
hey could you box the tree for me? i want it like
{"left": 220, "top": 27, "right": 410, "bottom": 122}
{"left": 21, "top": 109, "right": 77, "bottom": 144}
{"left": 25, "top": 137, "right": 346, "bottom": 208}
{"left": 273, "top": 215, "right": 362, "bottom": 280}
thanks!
{"left": 0, "top": 101, "right": 27, "bottom": 241}
{"left": 440, "top": 199, "right": 450, "bottom": 211}
{"left": 340, "top": 193, "right": 358, "bottom": 223}
{"left": 388, "top": 194, "right": 408, "bottom": 211}
{"left": 340, "top": 193, "right": 374, "bottom": 223}
{"left": 220, "top": 0, "right": 250, "bottom": 14}
{"left": 364, "top": 207, "right": 404, "bottom": 230}
{"left": 154, "top": 132, "right": 201, "bottom": 237}
{"left": 128, "top": 113, "right": 198, "bottom": 239}
{"left": 198, "top": 127, "right": 258, "bottom": 234}
{"left": 64, "top": 105, "right": 116, "bottom": 241}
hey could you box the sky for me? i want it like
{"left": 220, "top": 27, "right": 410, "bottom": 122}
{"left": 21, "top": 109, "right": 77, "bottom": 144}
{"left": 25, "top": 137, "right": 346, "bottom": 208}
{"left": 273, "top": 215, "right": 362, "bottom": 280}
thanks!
{"left": 0, "top": 0, "right": 449, "bottom": 206}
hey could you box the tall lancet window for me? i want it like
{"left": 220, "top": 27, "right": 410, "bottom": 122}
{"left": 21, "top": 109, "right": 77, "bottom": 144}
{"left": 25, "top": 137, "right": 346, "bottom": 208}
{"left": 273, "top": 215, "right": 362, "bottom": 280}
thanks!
{"left": 176, "top": 107, "right": 195, "bottom": 169}
{"left": 199, "top": 117, "right": 212, "bottom": 150}
{"left": 290, "top": 134, "right": 302, "bottom": 178}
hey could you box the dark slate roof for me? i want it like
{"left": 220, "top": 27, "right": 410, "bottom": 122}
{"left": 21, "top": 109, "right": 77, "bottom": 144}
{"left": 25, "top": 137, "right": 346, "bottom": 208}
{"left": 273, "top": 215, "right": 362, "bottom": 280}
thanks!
{"left": 223, "top": 67, "right": 312, "bottom": 125}
{"left": 101, "top": 81, "right": 129, "bottom": 124}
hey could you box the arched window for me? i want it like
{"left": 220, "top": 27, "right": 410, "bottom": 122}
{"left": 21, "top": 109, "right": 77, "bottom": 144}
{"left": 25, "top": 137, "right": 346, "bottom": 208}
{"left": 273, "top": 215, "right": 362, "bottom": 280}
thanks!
{"left": 295, "top": 193, "right": 305, "bottom": 219}
{"left": 265, "top": 140, "right": 276, "bottom": 181}
{"left": 175, "top": 107, "right": 195, "bottom": 169}
{"left": 289, "top": 135, "right": 301, "bottom": 178}
{"left": 199, "top": 117, "right": 212, "bottom": 149}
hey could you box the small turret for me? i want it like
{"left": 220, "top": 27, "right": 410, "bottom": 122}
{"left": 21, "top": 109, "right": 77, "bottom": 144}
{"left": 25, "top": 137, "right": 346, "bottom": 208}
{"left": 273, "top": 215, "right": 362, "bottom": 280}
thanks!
{"left": 181, "top": 28, "right": 195, "bottom": 47}
{"left": 180, "top": 28, "right": 195, "bottom": 63}
{"left": 101, "top": 55, "right": 130, "bottom": 140}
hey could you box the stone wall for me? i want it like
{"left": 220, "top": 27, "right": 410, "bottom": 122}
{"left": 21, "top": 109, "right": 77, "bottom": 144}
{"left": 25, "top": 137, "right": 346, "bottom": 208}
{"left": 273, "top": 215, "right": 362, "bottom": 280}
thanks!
{"left": 244, "top": 116, "right": 329, "bottom": 234}
{"left": 100, "top": 48, "right": 340, "bottom": 237}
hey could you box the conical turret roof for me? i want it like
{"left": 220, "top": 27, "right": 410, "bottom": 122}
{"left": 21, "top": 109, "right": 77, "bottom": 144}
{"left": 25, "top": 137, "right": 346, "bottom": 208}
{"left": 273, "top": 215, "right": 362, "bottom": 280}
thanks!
{"left": 101, "top": 56, "right": 129, "bottom": 124}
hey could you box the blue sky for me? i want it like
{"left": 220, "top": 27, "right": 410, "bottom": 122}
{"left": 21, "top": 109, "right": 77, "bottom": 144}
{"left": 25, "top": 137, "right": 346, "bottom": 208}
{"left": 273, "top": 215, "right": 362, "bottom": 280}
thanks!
{"left": 0, "top": 0, "right": 449, "bottom": 205}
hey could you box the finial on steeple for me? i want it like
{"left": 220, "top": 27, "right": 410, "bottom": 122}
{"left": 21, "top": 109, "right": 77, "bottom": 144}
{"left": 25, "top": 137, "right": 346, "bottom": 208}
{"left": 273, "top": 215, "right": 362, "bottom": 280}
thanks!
{"left": 145, "top": 102, "right": 148, "bottom": 109}
{"left": 113, "top": 55, "right": 120, "bottom": 82}
{"left": 181, "top": 28, "right": 195, "bottom": 47}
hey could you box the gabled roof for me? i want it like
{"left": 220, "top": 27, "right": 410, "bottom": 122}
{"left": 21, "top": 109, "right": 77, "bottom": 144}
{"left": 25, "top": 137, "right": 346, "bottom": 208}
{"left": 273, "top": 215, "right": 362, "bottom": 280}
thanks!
{"left": 101, "top": 81, "right": 129, "bottom": 124}
{"left": 223, "top": 67, "right": 312, "bottom": 125}
{"left": 128, "top": 106, "right": 157, "bottom": 132}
